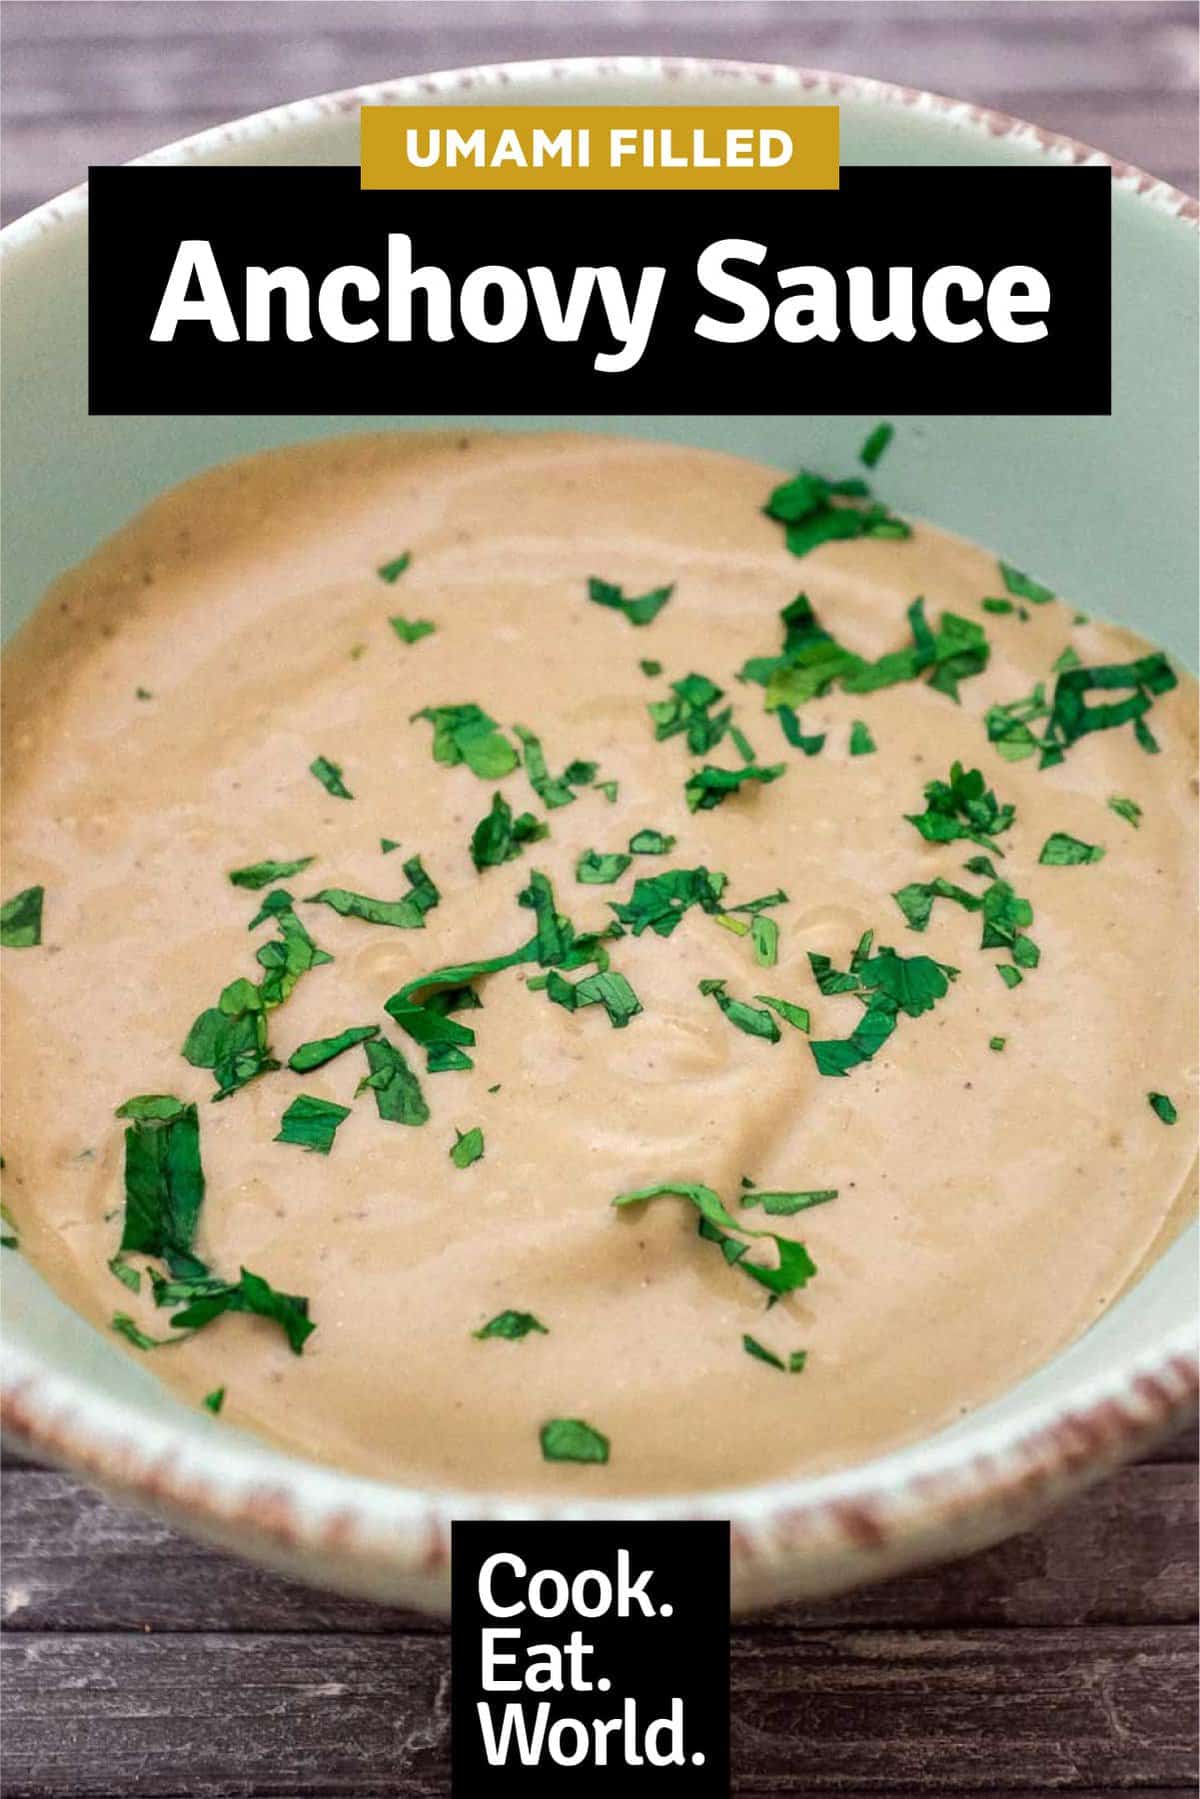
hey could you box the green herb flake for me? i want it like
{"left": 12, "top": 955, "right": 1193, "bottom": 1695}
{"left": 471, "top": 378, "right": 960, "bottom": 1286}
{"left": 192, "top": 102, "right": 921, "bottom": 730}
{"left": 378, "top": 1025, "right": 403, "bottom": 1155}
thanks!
{"left": 595, "top": 779, "right": 619, "bottom": 803}
{"left": 628, "top": 828, "right": 676, "bottom": 856}
{"left": 309, "top": 756, "right": 352, "bottom": 800}
{"left": 474, "top": 1310, "right": 548, "bottom": 1341}
{"left": 587, "top": 576, "right": 674, "bottom": 628}
{"left": 513, "top": 723, "right": 595, "bottom": 809}
{"left": 288, "top": 1024, "right": 378, "bottom": 1073}
{"left": 576, "top": 849, "right": 632, "bottom": 885}
{"left": 357, "top": 1036, "right": 429, "bottom": 1126}
{"left": 1039, "top": 832, "right": 1105, "bottom": 866}
{"left": 699, "top": 979, "right": 781, "bottom": 1043}
{"left": 649, "top": 671, "right": 732, "bottom": 754}
{"left": 849, "top": 720, "right": 876, "bottom": 756}
{"left": 275, "top": 1094, "right": 351, "bottom": 1155}
{"left": 169, "top": 1266, "right": 315, "bottom": 1355}
{"left": 135, "top": 686, "right": 153, "bottom": 700}
{"left": 751, "top": 914, "right": 780, "bottom": 968}
{"left": 377, "top": 552, "right": 411, "bottom": 583}
{"left": 111, "top": 1312, "right": 172, "bottom": 1352}
{"left": 611, "top": 865, "right": 727, "bottom": 938}
{"left": 639, "top": 658, "right": 663, "bottom": 677}
{"left": 756, "top": 994, "right": 810, "bottom": 1033}
{"left": 413, "top": 703, "right": 519, "bottom": 778}
{"left": 741, "top": 1188, "right": 836, "bottom": 1215}
{"left": 808, "top": 944, "right": 957, "bottom": 1078}
{"left": 1108, "top": 795, "right": 1142, "bottom": 828}
{"left": 989, "top": 1036, "right": 1006, "bottom": 1052}
{"left": 613, "top": 1181, "right": 818, "bottom": 1303}
{"left": 1052, "top": 646, "right": 1082, "bottom": 673}
{"left": 859, "top": 422, "right": 894, "bottom": 469}
{"left": 999, "top": 561, "right": 1055, "bottom": 605}
{"left": 380, "top": 838, "right": 400, "bottom": 854}
{"left": 203, "top": 1387, "right": 226, "bottom": 1414}
{"left": 1148, "top": 1092, "right": 1178, "bottom": 1126}
{"left": 469, "top": 792, "right": 548, "bottom": 872}
{"left": 744, "top": 593, "right": 987, "bottom": 713}
{"left": 229, "top": 856, "right": 316, "bottom": 892}
{"left": 685, "top": 761, "right": 785, "bottom": 813}
{"left": 450, "top": 1126, "right": 485, "bottom": 1169}
{"left": 982, "top": 598, "right": 1016, "bottom": 616}
{"left": 1, "top": 886, "right": 44, "bottom": 948}
{"left": 998, "top": 964, "right": 1023, "bottom": 989}
{"left": 108, "top": 1254, "right": 142, "bottom": 1294}
{"left": 893, "top": 877, "right": 983, "bottom": 933}
{"left": 114, "top": 1095, "right": 205, "bottom": 1261}
{"left": 991, "top": 654, "right": 1176, "bottom": 768}
{"left": 543, "top": 1417, "right": 611, "bottom": 1460}
{"left": 906, "top": 762, "right": 1015, "bottom": 854}
{"left": 764, "top": 468, "right": 911, "bottom": 558}
{"left": 307, "top": 855, "right": 439, "bottom": 930}
{"left": 744, "top": 1335, "right": 807, "bottom": 1372}
{"left": 389, "top": 615, "right": 435, "bottom": 645}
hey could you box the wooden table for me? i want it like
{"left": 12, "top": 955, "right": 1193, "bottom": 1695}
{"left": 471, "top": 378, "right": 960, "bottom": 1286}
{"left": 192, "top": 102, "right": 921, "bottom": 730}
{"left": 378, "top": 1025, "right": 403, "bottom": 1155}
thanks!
{"left": 2, "top": 4, "right": 1196, "bottom": 1793}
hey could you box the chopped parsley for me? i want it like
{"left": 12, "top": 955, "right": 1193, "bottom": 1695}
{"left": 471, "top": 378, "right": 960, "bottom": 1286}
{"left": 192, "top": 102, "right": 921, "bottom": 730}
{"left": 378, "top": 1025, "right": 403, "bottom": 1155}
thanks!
{"left": 540, "top": 966, "right": 643, "bottom": 1028}
{"left": 114, "top": 1095, "right": 205, "bottom": 1261}
{"left": 275, "top": 1094, "right": 351, "bottom": 1155}
{"left": 752, "top": 915, "right": 779, "bottom": 968}
{"left": 628, "top": 828, "right": 676, "bottom": 856}
{"left": 849, "top": 720, "right": 876, "bottom": 756}
{"left": 450, "top": 1126, "right": 485, "bottom": 1168}
{"left": 685, "top": 761, "right": 785, "bottom": 812}
{"left": 1148, "top": 1092, "right": 1177, "bottom": 1126}
{"left": 893, "top": 877, "right": 983, "bottom": 932}
{"left": 514, "top": 724, "right": 595, "bottom": 809}
{"left": 1039, "top": 832, "right": 1105, "bottom": 866}
{"left": 307, "top": 855, "right": 440, "bottom": 929}
{"left": 377, "top": 552, "right": 411, "bottom": 583}
{"left": 764, "top": 467, "right": 910, "bottom": 558}
{"left": 1, "top": 885, "right": 43, "bottom": 948}
{"left": 540, "top": 1418, "right": 610, "bottom": 1463}
{"left": 389, "top": 615, "right": 435, "bottom": 645}
{"left": 576, "top": 849, "right": 632, "bottom": 885}
{"left": 595, "top": 779, "right": 619, "bottom": 803}
{"left": 611, "top": 866, "right": 727, "bottom": 938}
{"left": 1108, "top": 795, "right": 1142, "bottom": 828}
{"left": 587, "top": 576, "right": 674, "bottom": 627}
{"left": 612, "top": 1181, "right": 818, "bottom": 1303}
{"left": 808, "top": 940, "right": 958, "bottom": 1077}
{"left": 743, "top": 1335, "right": 807, "bottom": 1373}
{"left": 741, "top": 1188, "right": 836, "bottom": 1215}
{"left": 309, "top": 756, "right": 352, "bottom": 799}
{"left": 357, "top": 1036, "right": 429, "bottom": 1125}
{"left": 203, "top": 1387, "right": 225, "bottom": 1414}
{"left": 183, "top": 978, "right": 278, "bottom": 1102}
{"left": 386, "top": 982, "right": 480, "bottom": 1073}
{"left": 413, "top": 703, "right": 519, "bottom": 778}
{"left": 742, "top": 593, "right": 988, "bottom": 711}
{"left": 998, "top": 964, "right": 1023, "bottom": 989}
{"left": 474, "top": 1311, "right": 547, "bottom": 1341}
{"left": 776, "top": 706, "right": 826, "bottom": 755}
{"left": 699, "top": 979, "right": 781, "bottom": 1042}
{"left": 998, "top": 560, "right": 1055, "bottom": 605}
{"left": 1052, "top": 646, "right": 1082, "bottom": 673}
{"left": 988, "top": 654, "right": 1176, "bottom": 767}
{"left": 470, "top": 792, "right": 548, "bottom": 871}
{"left": 111, "top": 1313, "right": 170, "bottom": 1351}
{"left": 380, "top": 838, "right": 401, "bottom": 854}
{"left": 906, "top": 763, "right": 1015, "bottom": 854}
{"left": 228, "top": 856, "right": 315, "bottom": 891}
{"left": 756, "top": 994, "right": 810, "bottom": 1033}
{"left": 859, "top": 422, "right": 894, "bottom": 469}
{"left": 108, "top": 1254, "right": 141, "bottom": 1294}
{"left": 167, "top": 1267, "right": 314, "bottom": 1355}
{"left": 288, "top": 1024, "right": 379, "bottom": 1072}
{"left": 639, "top": 658, "right": 663, "bottom": 677}
{"left": 989, "top": 1036, "right": 1006, "bottom": 1051}
{"left": 649, "top": 672, "right": 732, "bottom": 754}
{"left": 982, "top": 597, "right": 1018, "bottom": 617}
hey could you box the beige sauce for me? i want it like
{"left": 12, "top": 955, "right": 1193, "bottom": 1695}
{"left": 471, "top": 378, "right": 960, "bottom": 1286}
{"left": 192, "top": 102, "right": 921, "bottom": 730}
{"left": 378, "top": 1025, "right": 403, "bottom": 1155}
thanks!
{"left": 2, "top": 432, "right": 1196, "bottom": 1494}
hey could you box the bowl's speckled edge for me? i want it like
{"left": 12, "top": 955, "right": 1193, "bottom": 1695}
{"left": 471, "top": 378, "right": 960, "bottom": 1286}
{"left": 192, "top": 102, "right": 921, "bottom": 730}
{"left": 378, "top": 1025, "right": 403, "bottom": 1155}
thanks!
{"left": 1, "top": 55, "right": 1196, "bottom": 1613}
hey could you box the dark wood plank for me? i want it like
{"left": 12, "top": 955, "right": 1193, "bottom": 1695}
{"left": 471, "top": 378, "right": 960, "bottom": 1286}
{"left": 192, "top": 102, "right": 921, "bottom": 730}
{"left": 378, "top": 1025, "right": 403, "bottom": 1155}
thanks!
{"left": 1, "top": 1, "right": 1196, "bottom": 226}
{"left": 2, "top": 1462, "right": 1195, "bottom": 1634}
{"left": 1, "top": 1625, "right": 1194, "bottom": 1795}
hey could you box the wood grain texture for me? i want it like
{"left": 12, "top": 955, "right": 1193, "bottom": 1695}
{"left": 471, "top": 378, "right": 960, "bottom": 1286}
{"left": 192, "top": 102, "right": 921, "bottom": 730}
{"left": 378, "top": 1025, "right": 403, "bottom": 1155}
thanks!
{"left": 2, "top": 1624, "right": 1197, "bottom": 1796}
{"left": 2, "top": 1461, "right": 1196, "bottom": 1635}
{"left": 1, "top": 1, "right": 1196, "bottom": 224}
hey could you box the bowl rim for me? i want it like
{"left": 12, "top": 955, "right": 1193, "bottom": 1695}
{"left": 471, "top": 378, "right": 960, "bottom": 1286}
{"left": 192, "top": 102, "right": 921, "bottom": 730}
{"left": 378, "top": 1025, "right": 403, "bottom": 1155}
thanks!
{"left": 2, "top": 53, "right": 1196, "bottom": 1599}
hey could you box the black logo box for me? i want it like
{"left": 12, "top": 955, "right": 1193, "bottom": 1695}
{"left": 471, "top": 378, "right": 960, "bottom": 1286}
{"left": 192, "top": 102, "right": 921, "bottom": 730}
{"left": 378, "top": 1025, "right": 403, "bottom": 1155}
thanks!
{"left": 88, "top": 165, "right": 1110, "bottom": 415}
{"left": 451, "top": 1520, "right": 730, "bottom": 1794}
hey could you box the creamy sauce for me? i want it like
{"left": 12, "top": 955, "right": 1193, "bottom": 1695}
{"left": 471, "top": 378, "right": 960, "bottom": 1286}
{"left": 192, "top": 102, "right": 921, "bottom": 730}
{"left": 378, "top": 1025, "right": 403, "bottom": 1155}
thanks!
{"left": 2, "top": 431, "right": 1196, "bottom": 1495}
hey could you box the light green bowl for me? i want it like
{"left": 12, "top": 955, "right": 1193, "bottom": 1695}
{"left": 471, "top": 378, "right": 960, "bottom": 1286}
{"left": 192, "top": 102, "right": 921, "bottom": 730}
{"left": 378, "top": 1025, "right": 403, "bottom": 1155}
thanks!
{"left": 2, "top": 57, "right": 1196, "bottom": 1614}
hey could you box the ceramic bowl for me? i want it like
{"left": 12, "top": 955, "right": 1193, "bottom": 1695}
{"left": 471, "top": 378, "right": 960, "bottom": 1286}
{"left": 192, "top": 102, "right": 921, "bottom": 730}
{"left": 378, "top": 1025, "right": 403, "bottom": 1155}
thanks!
{"left": 2, "top": 56, "right": 1196, "bottom": 1614}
